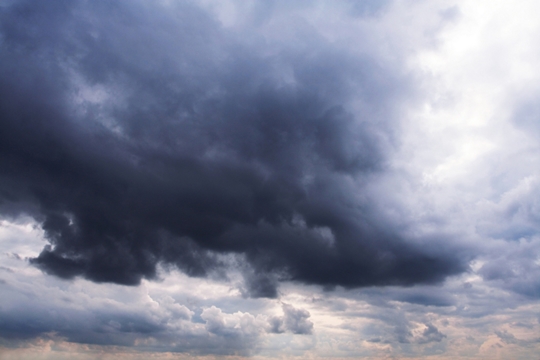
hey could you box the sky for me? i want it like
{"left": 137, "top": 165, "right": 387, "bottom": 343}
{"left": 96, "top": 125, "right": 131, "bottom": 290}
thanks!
{"left": 0, "top": 0, "right": 539, "bottom": 359}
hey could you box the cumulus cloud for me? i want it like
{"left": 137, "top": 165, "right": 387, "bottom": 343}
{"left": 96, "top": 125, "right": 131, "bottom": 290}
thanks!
{"left": 416, "top": 323, "right": 446, "bottom": 344}
{"left": 0, "top": 0, "right": 467, "bottom": 298}
{"left": 0, "top": 255, "right": 314, "bottom": 356}
{"left": 200, "top": 303, "right": 312, "bottom": 339}
{"left": 268, "top": 303, "right": 313, "bottom": 335}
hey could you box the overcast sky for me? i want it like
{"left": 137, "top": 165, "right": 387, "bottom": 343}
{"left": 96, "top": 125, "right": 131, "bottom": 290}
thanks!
{"left": 1, "top": 0, "right": 539, "bottom": 359}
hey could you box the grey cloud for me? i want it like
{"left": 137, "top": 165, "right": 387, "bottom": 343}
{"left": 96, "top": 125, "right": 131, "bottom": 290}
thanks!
{"left": 416, "top": 323, "right": 446, "bottom": 344}
{"left": 0, "top": 0, "right": 467, "bottom": 298}
{"left": 0, "top": 296, "right": 165, "bottom": 346}
{"left": 495, "top": 330, "right": 540, "bottom": 346}
{"left": 268, "top": 315, "right": 285, "bottom": 334}
{"left": 476, "top": 176, "right": 540, "bottom": 241}
{"left": 242, "top": 272, "right": 280, "bottom": 299}
{"left": 267, "top": 303, "right": 314, "bottom": 335}
{"left": 397, "top": 293, "right": 455, "bottom": 307}
{"left": 0, "top": 278, "right": 275, "bottom": 356}
{"left": 495, "top": 330, "right": 519, "bottom": 344}
{"left": 200, "top": 305, "right": 270, "bottom": 348}
{"left": 0, "top": 266, "right": 14, "bottom": 273}
{"left": 394, "top": 318, "right": 413, "bottom": 344}
{"left": 393, "top": 319, "right": 445, "bottom": 345}
{"left": 513, "top": 98, "right": 540, "bottom": 136}
{"left": 478, "top": 238, "right": 540, "bottom": 298}
{"left": 394, "top": 287, "right": 456, "bottom": 307}
{"left": 347, "top": 0, "right": 392, "bottom": 17}
{"left": 328, "top": 285, "right": 457, "bottom": 310}
{"left": 467, "top": 162, "right": 540, "bottom": 299}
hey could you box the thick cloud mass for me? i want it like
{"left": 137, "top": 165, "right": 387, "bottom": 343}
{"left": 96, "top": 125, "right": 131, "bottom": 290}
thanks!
{"left": 0, "top": 0, "right": 466, "bottom": 296}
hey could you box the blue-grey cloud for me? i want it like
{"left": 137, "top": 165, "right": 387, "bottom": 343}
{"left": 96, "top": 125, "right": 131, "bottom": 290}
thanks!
{"left": 0, "top": 0, "right": 467, "bottom": 302}
{"left": 268, "top": 303, "right": 313, "bottom": 334}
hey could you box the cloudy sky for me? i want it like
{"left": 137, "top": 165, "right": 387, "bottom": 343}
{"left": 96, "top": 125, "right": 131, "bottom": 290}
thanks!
{"left": 1, "top": 0, "right": 540, "bottom": 359}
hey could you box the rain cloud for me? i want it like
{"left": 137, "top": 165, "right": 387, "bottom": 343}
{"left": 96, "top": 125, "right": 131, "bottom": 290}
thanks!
{"left": 0, "top": 0, "right": 467, "bottom": 298}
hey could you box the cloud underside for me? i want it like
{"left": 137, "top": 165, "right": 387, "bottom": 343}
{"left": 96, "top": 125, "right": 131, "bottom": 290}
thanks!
{"left": 0, "top": 0, "right": 466, "bottom": 297}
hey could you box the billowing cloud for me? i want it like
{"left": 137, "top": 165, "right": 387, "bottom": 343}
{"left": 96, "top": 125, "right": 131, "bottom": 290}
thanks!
{"left": 0, "top": 242, "right": 314, "bottom": 356}
{"left": 268, "top": 303, "right": 313, "bottom": 334}
{"left": 2, "top": 0, "right": 540, "bottom": 359}
{"left": 0, "top": 0, "right": 466, "bottom": 298}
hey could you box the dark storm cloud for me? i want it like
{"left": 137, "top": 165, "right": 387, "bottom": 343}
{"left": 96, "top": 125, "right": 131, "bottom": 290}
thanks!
{"left": 0, "top": 0, "right": 466, "bottom": 297}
